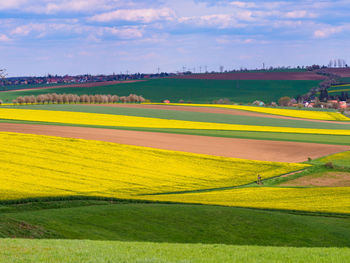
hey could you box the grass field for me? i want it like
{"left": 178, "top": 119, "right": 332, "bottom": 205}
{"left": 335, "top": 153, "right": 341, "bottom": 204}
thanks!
{"left": 0, "top": 83, "right": 67, "bottom": 92}
{"left": 1, "top": 201, "right": 350, "bottom": 247}
{"left": 0, "top": 79, "right": 321, "bottom": 103}
{"left": 2, "top": 238, "right": 350, "bottom": 263}
{"left": 317, "top": 151, "right": 350, "bottom": 167}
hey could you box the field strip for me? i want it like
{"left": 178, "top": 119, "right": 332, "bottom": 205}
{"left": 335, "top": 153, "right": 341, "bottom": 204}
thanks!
{"left": 0, "top": 80, "right": 144, "bottom": 93}
{"left": 1, "top": 123, "right": 349, "bottom": 162}
{"left": 328, "top": 88, "right": 350, "bottom": 93}
{"left": 139, "top": 187, "right": 350, "bottom": 214}
{"left": 1, "top": 108, "right": 350, "bottom": 135}
{"left": 146, "top": 103, "right": 350, "bottom": 121}
{"left": 93, "top": 103, "right": 350, "bottom": 125}
{"left": 0, "top": 132, "right": 309, "bottom": 201}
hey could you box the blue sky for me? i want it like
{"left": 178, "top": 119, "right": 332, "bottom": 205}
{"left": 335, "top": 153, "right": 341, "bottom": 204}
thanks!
{"left": 0, "top": 0, "right": 349, "bottom": 76}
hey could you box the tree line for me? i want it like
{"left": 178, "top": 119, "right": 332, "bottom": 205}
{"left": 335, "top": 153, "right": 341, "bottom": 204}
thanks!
{"left": 10, "top": 93, "right": 146, "bottom": 105}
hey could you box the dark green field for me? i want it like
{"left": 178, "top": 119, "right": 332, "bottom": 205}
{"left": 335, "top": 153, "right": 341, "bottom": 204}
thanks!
{"left": 1, "top": 201, "right": 350, "bottom": 247}
{"left": 0, "top": 79, "right": 320, "bottom": 103}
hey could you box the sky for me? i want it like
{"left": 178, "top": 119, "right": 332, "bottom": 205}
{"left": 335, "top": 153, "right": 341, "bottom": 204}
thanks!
{"left": 0, "top": 0, "right": 349, "bottom": 77}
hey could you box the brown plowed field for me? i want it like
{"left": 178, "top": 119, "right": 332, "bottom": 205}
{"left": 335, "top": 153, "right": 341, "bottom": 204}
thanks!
{"left": 322, "top": 68, "right": 350, "bottom": 78}
{"left": 2, "top": 80, "right": 144, "bottom": 92}
{"left": 91, "top": 104, "right": 350, "bottom": 125}
{"left": 1, "top": 123, "right": 348, "bottom": 163}
{"left": 280, "top": 172, "right": 350, "bottom": 187}
{"left": 171, "top": 72, "right": 326, "bottom": 80}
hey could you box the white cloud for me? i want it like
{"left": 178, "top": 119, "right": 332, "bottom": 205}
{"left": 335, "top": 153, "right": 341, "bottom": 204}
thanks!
{"left": 104, "top": 26, "right": 144, "bottom": 38}
{"left": 179, "top": 12, "right": 253, "bottom": 29}
{"left": 11, "top": 24, "right": 46, "bottom": 36}
{"left": 0, "top": 0, "right": 26, "bottom": 10}
{"left": 314, "top": 26, "right": 343, "bottom": 38}
{"left": 45, "top": 1, "right": 101, "bottom": 13}
{"left": 90, "top": 8, "right": 176, "bottom": 23}
{"left": 283, "top": 10, "right": 317, "bottom": 19}
{"left": 0, "top": 34, "right": 11, "bottom": 42}
{"left": 229, "top": 1, "right": 256, "bottom": 8}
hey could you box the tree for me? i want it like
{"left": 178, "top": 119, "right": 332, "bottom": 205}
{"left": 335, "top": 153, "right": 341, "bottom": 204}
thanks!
{"left": 0, "top": 69, "right": 6, "bottom": 79}
{"left": 278, "top": 96, "right": 292, "bottom": 106}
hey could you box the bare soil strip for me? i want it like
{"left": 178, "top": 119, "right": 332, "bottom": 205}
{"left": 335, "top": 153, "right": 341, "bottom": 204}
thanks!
{"left": 0, "top": 123, "right": 348, "bottom": 162}
{"left": 91, "top": 104, "right": 350, "bottom": 125}
{"left": 1, "top": 80, "right": 144, "bottom": 93}
{"left": 280, "top": 172, "right": 350, "bottom": 187}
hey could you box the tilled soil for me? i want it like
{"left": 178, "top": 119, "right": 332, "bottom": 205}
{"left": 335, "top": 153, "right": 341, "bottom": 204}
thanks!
{"left": 280, "top": 172, "right": 350, "bottom": 187}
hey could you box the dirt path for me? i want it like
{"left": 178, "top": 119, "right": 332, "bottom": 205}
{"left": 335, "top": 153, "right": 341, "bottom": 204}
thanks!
{"left": 91, "top": 104, "right": 350, "bottom": 125}
{"left": 1, "top": 123, "right": 348, "bottom": 162}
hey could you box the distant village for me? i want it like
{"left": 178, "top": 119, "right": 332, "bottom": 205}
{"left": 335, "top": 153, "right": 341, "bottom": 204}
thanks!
{"left": 0, "top": 72, "right": 174, "bottom": 88}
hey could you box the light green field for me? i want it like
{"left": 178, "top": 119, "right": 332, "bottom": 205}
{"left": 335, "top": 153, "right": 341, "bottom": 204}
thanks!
{"left": 1, "top": 238, "right": 350, "bottom": 263}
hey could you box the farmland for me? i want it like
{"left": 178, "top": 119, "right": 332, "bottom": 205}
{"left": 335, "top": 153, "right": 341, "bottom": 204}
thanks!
{"left": 1, "top": 108, "right": 350, "bottom": 136}
{"left": 0, "top": 98, "right": 349, "bottom": 262}
{"left": 171, "top": 71, "right": 326, "bottom": 80}
{"left": 150, "top": 103, "right": 350, "bottom": 121}
{"left": 0, "top": 132, "right": 309, "bottom": 201}
{"left": 0, "top": 78, "right": 321, "bottom": 103}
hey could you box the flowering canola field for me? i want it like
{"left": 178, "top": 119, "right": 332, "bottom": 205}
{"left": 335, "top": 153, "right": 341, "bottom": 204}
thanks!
{"left": 139, "top": 187, "right": 350, "bottom": 214}
{"left": 0, "top": 132, "right": 308, "bottom": 201}
{"left": 1, "top": 108, "right": 350, "bottom": 135}
{"left": 151, "top": 103, "right": 350, "bottom": 121}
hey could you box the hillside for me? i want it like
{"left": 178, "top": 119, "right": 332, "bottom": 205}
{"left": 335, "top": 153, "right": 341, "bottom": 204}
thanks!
{"left": 0, "top": 78, "right": 321, "bottom": 103}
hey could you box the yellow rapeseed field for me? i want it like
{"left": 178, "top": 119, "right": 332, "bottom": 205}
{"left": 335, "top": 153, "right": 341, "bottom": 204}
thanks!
{"left": 1, "top": 108, "right": 350, "bottom": 135}
{"left": 139, "top": 187, "right": 350, "bottom": 214}
{"left": 152, "top": 103, "right": 350, "bottom": 121}
{"left": 0, "top": 132, "right": 308, "bottom": 201}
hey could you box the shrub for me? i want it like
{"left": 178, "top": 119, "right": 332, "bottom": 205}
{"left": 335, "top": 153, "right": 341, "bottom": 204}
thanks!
{"left": 325, "top": 162, "right": 334, "bottom": 169}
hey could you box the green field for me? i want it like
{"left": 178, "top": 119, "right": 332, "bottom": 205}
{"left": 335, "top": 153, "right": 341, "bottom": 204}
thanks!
{"left": 0, "top": 82, "right": 70, "bottom": 92}
{"left": 1, "top": 201, "right": 350, "bottom": 247}
{"left": 0, "top": 79, "right": 321, "bottom": 103}
{"left": 2, "top": 238, "right": 350, "bottom": 263}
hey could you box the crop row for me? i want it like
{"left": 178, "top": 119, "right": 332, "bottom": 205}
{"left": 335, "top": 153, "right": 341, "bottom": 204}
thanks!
{"left": 1, "top": 108, "right": 350, "bottom": 135}
{"left": 157, "top": 103, "right": 350, "bottom": 121}
{"left": 0, "top": 132, "right": 307, "bottom": 201}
